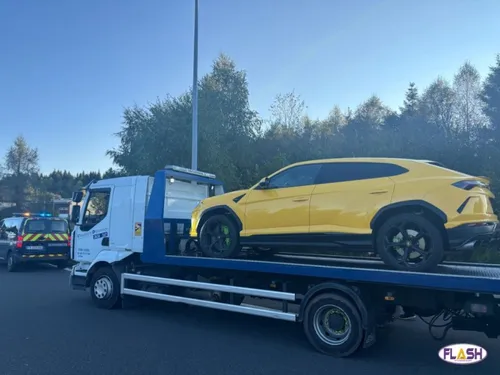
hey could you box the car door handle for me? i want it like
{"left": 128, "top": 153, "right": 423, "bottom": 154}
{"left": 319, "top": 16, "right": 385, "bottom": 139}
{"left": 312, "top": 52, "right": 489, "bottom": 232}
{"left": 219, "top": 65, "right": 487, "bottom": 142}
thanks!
{"left": 292, "top": 197, "right": 309, "bottom": 202}
{"left": 369, "top": 190, "right": 388, "bottom": 195}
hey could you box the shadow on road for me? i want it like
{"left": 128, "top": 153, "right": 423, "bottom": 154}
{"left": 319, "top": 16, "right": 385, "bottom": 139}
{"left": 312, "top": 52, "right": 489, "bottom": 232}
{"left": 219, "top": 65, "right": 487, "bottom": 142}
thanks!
{"left": 1, "top": 266, "right": 497, "bottom": 374}
{"left": 0, "top": 263, "right": 63, "bottom": 273}
{"left": 117, "top": 296, "right": 499, "bottom": 370}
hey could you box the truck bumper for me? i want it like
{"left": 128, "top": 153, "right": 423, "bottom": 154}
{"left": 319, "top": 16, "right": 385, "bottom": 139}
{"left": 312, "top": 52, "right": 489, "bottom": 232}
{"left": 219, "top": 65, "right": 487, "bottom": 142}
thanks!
{"left": 16, "top": 252, "right": 69, "bottom": 263}
{"left": 69, "top": 266, "right": 87, "bottom": 291}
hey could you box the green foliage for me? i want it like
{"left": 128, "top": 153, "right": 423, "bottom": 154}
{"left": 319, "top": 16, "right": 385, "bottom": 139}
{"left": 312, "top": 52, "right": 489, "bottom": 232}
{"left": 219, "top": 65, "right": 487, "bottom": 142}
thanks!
{"left": 2, "top": 136, "right": 39, "bottom": 208}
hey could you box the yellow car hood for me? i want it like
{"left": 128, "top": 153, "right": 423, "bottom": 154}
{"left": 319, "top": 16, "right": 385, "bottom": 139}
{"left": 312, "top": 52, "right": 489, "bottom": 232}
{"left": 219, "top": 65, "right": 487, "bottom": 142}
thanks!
{"left": 200, "top": 189, "right": 248, "bottom": 207}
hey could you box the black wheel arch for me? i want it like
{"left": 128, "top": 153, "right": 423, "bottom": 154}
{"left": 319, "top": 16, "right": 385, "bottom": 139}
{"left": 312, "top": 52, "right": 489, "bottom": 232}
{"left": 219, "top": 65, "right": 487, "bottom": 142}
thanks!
{"left": 298, "top": 282, "right": 369, "bottom": 329}
{"left": 197, "top": 205, "right": 243, "bottom": 233}
{"left": 370, "top": 200, "right": 447, "bottom": 231}
{"left": 85, "top": 257, "right": 132, "bottom": 288}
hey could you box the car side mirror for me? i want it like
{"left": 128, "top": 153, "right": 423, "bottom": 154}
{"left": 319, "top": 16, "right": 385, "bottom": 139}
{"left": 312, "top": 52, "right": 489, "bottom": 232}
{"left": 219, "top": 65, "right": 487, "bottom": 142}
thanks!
{"left": 70, "top": 205, "right": 81, "bottom": 224}
{"left": 258, "top": 177, "right": 270, "bottom": 189}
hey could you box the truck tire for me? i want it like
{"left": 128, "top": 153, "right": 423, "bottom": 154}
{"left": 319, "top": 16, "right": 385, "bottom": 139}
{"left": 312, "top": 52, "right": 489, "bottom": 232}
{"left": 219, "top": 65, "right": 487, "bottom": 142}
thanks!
{"left": 303, "top": 293, "right": 364, "bottom": 357}
{"left": 6, "top": 252, "right": 18, "bottom": 272}
{"left": 375, "top": 213, "right": 444, "bottom": 272}
{"left": 199, "top": 214, "right": 241, "bottom": 258}
{"left": 90, "top": 267, "right": 121, "bottom": 309}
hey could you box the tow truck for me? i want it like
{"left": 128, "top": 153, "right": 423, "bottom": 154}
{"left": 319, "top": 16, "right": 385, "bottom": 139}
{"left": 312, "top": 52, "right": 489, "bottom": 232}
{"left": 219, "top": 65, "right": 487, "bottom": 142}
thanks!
{"left": 69, "top": 165, "right": 500, "bottom": 357}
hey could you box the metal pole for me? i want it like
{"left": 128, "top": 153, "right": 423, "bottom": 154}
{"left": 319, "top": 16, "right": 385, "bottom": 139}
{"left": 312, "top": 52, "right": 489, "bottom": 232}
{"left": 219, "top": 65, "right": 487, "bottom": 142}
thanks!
{"left": 191, "top": 0, "right": 199, "bottom": 170}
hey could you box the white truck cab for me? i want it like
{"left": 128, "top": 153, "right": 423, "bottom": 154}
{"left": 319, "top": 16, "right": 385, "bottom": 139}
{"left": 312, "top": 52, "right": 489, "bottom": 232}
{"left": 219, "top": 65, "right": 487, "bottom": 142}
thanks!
{"left": 69, "top": 166, "right": 224, "bottom": 291}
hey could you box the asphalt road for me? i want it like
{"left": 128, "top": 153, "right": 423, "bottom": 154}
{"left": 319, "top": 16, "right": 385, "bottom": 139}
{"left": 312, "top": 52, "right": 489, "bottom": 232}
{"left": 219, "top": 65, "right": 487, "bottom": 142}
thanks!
{"left": 1, "top": 264, "right": 499, "bottom": 375}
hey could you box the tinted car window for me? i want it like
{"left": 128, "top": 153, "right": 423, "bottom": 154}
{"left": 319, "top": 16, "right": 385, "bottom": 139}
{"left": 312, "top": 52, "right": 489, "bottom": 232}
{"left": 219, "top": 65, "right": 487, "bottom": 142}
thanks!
{"left": 269, "top": 164, "right": 322, "bottom": 189}
{"left": 315, "top": 162, "right": 408, "bottom": 184}
{"left": 24, "top": 219, "right": 69, "bottom": 234}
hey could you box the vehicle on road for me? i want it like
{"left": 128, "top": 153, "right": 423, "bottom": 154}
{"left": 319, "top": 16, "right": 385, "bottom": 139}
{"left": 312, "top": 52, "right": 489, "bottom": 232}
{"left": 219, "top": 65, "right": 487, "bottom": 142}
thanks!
{"left": 0, "top": 213, "right": 71, "bottom": 272}
{"left": 190, "top": 158, "right": 499, "bottom": 272}
{"left": 68, "top": 165, "right": 500, "bottom": 358}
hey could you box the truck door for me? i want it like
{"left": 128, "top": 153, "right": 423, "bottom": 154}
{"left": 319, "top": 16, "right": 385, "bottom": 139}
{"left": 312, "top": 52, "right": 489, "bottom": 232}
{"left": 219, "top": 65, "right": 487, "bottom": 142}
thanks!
{"left": 73, "top": 187, "right": 112, "bottom": 262}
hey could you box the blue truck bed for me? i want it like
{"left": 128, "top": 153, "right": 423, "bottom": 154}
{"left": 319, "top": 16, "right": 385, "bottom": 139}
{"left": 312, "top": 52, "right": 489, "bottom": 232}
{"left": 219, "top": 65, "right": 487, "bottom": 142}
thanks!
{"left": 141, "top": 251, "right": 500, "bottom": 295}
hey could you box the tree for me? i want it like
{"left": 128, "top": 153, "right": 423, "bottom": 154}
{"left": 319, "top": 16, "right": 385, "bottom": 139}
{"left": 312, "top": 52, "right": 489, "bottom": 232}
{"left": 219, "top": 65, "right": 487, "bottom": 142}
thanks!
{"left": 2, "top": 136, "right": 39, "bottom": 208}
{"left": 269, "top": 90, "right": 306, "bottom": 131}
{"left": 400, "top": 82, "right": 419, "bottom": 116}
{"left": 107, "top": 54, "right": 261, "bottom": 191}
{"left": 352, "top": 95, "right": 392, "bottom": 129}
{"left": 453, "top": 62, "right": 486, "bottom": 140}
{"left": 420, "top": 78, "right": 456, "bottom": 137}
{"left": 5, "top": 135, "right": 39, "bottom": 176}
{"left": 481, "top": 54, "right": 500, "bottom": 139}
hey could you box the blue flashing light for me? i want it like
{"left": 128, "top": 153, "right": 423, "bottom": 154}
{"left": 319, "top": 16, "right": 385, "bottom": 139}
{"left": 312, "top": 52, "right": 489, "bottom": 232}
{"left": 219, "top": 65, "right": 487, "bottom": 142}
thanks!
{"left": 30, "top": 212, "right": 53, "bottom": 217}
{"left": 13, "top": 212, "right": 52, "bottom": 218}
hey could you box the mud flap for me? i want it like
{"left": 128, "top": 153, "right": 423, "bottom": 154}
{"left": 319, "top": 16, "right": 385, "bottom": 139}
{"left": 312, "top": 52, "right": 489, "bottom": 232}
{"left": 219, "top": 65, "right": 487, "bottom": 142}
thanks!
{"left": 362, "top": 325, "right": 377, "bottom": 349}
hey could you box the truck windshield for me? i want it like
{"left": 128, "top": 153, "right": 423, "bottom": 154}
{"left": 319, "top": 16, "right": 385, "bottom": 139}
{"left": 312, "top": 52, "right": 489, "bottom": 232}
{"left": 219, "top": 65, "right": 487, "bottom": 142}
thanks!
{"left": 24, "top": 219, "right": 69, "bottom": 234}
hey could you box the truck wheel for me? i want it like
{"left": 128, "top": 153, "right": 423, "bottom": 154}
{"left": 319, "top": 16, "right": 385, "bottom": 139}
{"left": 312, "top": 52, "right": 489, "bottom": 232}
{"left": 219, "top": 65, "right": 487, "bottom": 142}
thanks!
{"left": 90, "top": 267, "right": 121, "bottom": 309}
{"left": 7, "top": 252, "right": 18, "bottom": 272}
{"left": 199, "top": 214, "right": 241, "bottom": 258}
{"left": 375, "top": 213, "right": 444, "bottom": 272}
{"left": 303, "top": 293, "right": 364, "bottom": 357}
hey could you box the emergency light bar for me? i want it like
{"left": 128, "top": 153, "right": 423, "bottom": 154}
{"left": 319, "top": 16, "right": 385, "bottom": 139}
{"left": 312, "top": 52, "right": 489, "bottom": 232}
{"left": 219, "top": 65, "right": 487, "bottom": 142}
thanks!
{"left": 12, "top": 212, "right": 52, "bottom": 218}
{"left": 164, "top": 165, "right": 216, "bottom": 179}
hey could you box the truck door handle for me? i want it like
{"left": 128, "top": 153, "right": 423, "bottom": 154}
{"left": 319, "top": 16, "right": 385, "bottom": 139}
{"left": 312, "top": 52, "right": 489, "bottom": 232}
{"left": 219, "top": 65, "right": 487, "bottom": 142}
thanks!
{"left": 370, "top": 190, "right": 388, "bottom": 195}
{"left": 292, "top": 197, "right": 309, "bottom": 202}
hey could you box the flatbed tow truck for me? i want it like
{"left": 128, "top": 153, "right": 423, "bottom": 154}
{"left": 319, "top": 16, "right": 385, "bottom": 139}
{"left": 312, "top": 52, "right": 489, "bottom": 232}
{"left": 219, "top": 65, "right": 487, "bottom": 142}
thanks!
{"left": 69, "top": 166, "right": 500, "bottom": 358}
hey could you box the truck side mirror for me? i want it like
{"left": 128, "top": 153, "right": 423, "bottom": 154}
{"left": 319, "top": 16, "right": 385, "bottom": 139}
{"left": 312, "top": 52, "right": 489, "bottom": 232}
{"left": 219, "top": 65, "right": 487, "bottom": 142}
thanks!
{"left": 72, "top": 191, "right": 84, "bottom": 203}
{"left": 70, "top": 205, "right": 81, "bottom": 224}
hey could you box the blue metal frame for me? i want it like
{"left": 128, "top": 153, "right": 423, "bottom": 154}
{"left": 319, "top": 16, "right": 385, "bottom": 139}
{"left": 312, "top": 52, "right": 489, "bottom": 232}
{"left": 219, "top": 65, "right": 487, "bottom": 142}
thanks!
{"left": 142, "top": 169, "right": 221, "bottom": 263}
{"left": 141, "top": 169, "right": 500, "bottom": 295}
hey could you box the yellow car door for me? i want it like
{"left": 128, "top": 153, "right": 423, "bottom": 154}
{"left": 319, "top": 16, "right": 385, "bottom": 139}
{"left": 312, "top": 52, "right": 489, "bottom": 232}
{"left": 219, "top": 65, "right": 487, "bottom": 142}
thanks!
{"left": 310, "top": 162, "right": 403, "bottom": 235}
{"left": 243, "top": 163, "right": 322, "bottom": 237}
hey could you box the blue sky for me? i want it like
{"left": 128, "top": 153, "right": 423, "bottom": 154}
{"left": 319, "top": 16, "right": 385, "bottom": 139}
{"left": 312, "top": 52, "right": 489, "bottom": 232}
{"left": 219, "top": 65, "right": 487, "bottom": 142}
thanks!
{"left": 1, "top": 0, "right": 499, "bottom": 174}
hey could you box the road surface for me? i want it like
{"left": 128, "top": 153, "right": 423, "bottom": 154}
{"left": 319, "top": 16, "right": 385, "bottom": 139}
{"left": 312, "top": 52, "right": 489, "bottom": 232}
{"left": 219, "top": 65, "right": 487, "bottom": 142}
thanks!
{"left": 0, "top": 264, "right": 498, "bottom": 375}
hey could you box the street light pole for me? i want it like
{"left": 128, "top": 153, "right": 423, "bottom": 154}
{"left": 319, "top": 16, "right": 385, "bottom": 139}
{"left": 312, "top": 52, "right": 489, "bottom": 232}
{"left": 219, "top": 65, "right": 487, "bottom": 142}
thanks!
{"left": 191, "top": 0, "right": 199, "bottom": 170}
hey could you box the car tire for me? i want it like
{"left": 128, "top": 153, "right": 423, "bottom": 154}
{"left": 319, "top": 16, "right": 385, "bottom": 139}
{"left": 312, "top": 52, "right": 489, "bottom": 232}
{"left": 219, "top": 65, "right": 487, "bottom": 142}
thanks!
{"left": 6, "top": 251, "right": 18, "bottom": 272}
{"left": 90, "top": 267, "right": 122, "bottom": 309}
{"left": 199, "top": 214, "right": 241, "bottom": 258}
{"left": 376, "top": 213, "right": 444, "bottom": 272}
{"left": 303, "top": 293, "right": 364, "bottom": 357}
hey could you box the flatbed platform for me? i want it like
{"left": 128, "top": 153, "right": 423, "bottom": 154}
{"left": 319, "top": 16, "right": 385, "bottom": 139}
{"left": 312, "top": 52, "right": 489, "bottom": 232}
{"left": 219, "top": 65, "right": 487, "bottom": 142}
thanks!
{"left": 149, "top": 252, "right": 500, "bottom": 295}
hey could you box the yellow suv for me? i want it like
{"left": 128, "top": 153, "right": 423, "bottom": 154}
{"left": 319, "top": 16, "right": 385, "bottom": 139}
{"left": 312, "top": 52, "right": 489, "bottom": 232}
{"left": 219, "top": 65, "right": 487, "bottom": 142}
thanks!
{"left": 190, "top": 158, "right": 499, "bottom": 271}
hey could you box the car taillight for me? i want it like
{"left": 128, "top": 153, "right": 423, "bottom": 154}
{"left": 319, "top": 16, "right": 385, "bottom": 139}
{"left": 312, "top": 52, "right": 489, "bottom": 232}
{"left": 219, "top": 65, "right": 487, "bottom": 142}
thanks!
{"left": 452, "top": 180, "right": 489, "bottom": 190}
{"left": 67, "top": 235, "right": 71, "bottom": 247}
{"left": 16, "top": 235, "right": 23, "bottom": 248}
